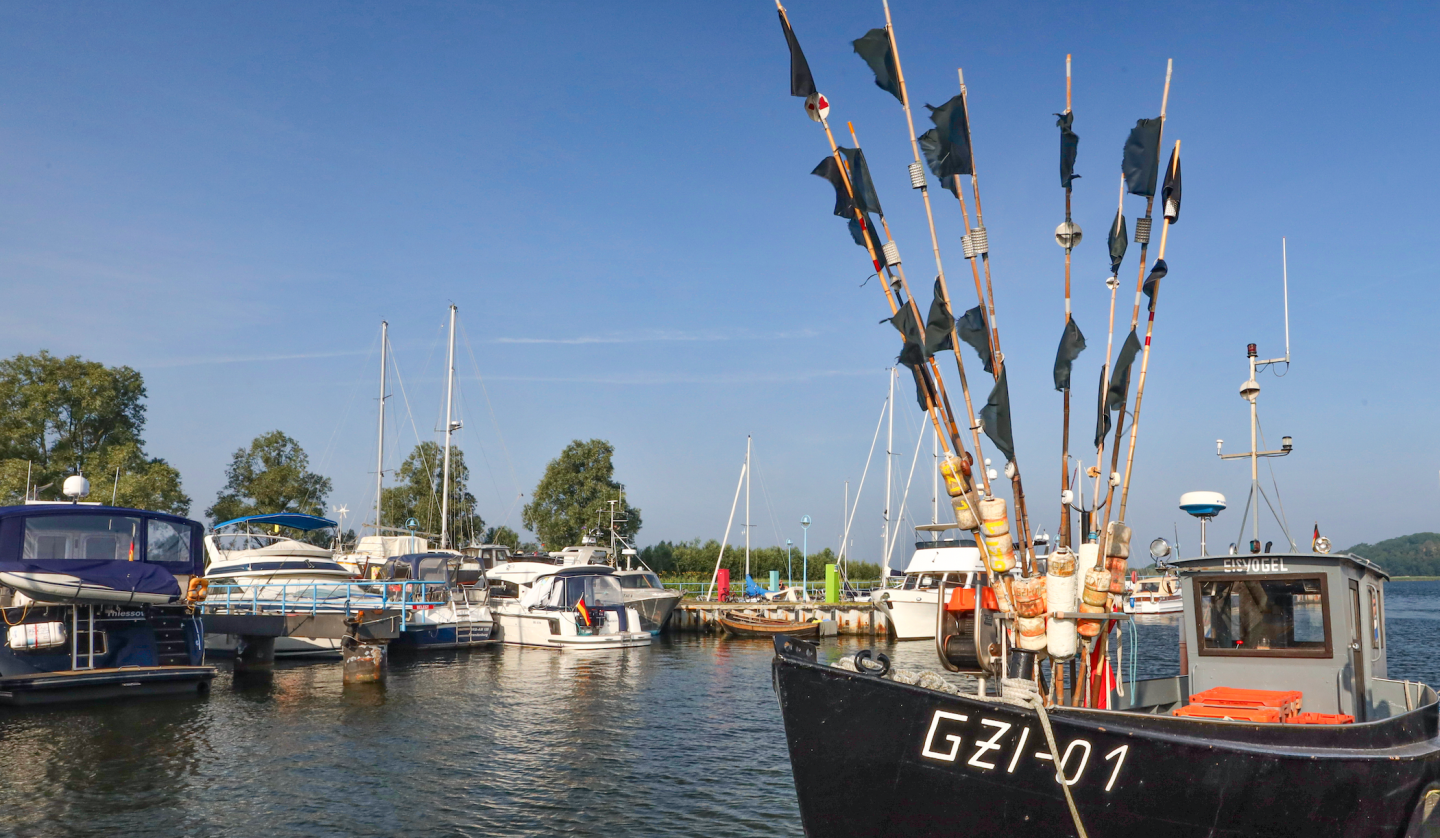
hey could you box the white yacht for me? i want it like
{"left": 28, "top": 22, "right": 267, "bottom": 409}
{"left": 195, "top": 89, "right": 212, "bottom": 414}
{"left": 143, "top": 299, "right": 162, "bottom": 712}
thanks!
{"left": 872, "top": 529, "right": 985, "bottom": 641}
{"left": 335, "top": 534, "right": 431, "bottom": 578}
{"left": 488, "top": 562, "right": 649, "bottom": 649}
{"left": 613, "top": 568, "right": 683, "bottom": 634}
{"left": 203, "top": 513, "right": 354, "bottom": 658}
{"left": 1125, "top": 571, "right": 1183, "bottom": 614}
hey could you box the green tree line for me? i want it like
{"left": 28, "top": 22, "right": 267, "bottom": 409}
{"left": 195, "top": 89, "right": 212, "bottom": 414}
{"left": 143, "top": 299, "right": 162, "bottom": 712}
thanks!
{"left": 639, "top": 539, "right": 881, "bottom": 581}
{"left": 1347, "top": 533, "right": 1440, "bottom": 577}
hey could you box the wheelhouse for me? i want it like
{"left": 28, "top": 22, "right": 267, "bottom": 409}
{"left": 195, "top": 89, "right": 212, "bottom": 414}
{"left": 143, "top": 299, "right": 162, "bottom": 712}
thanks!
{"left": 1173, "top": 550, "right": 1410, "bottom": 721}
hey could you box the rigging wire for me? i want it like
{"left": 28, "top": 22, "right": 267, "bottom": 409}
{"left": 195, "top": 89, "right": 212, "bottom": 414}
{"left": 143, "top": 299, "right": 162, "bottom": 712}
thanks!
{"left": 1256, "top": 414, "right": 1296, "bottom": 549}
{"left": 299, "top": 332, "right": 379, "bottom": 521}
{"left": 839, "top": 394, "right": 889, "bottom": 565}
{"left": 388, "top": 337, "right": 443, "bottom": 534}
{"left": 458, "top": 321, "right": 524, "bottom": 517}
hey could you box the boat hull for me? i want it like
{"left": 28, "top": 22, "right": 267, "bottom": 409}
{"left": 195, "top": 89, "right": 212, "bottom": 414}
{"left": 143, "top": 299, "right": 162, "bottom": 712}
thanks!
{"left": 624, "top": 589, "right": 683, "bottom": 635}
{"left": 874, "top": 590, "right": 939, "bottom": 640}
{"left": 391, "top": 623, "right": 498, "bottom": 650}
{"left": 772, "top": 648, "right": 1440, "bottom": 838}
{"left": 494, "top": 610, "right": 650, "bottom": 649}
{"left": 0, "top": 666, "right": 214, "bottom": 706}
{"left": 206, "top": 634, "right": 343, "bottom": 659}
{"left": 1124, "top": 595, "right": 1183, "bottom": 614}
{"left": 720, "top": 615, "right": 820, "bottom": 639}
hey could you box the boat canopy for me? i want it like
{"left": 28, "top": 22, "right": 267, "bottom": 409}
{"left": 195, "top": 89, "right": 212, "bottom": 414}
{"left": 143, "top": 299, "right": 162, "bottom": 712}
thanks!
{"left": 0, "top": 504, "right": 205, "bottom": 581}
{"left": 380, "top": 552, "right": 462, "bottom": 584}
{"left": 520, "top": 567, "right": 626, "bottom": 610}
{"left": 212, "top": 513, "right": 337, "bottom": 532}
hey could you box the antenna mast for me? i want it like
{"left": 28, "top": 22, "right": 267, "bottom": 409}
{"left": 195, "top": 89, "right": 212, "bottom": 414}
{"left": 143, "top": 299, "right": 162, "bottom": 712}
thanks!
{"left": 441, "top": 305, "right": 458, "bottom": 550}
{"left": 375, "top": 320, "right": 388, "bottom": 536}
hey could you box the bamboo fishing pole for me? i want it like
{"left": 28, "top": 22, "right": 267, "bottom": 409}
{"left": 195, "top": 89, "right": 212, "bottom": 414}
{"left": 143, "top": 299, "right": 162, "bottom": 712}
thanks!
{"left": 844, "top": 121, "right": 973, "bottom": 470}
{"left": 1089, "top": 175, "right": 1127, "bottom": 531}
{"left": 1087, "top": 61, "right": 1171, "bottom": 708}
{"left": 1117, "top": 140, "right": 1180, "bottom": 521}
{"left": 776, "top": 2, "right": 957, "bottom": 463}
{"left": 952, "top": 67, "right": 1036, "bottom": 575}
{"left": 1058, "top": 55, "right": 1074, "bottom": 551}
{"left": 876, "top": 0, "right": 992, "bottom": 499}
{"left": 1097, "top": 59, "right": 1172, "bottom": 544}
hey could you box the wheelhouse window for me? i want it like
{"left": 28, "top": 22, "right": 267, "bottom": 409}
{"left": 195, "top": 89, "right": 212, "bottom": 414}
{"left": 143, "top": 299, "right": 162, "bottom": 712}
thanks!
{"left": 561, "top": 575, "right": 626, "bottom": 609}
{"left": 23, "top": 515, "right": 142, "bottom": 562}
{"left": 1196, "top": 575, "right": 1331, "bottom": 657}
{"left": 617, "top": 573, "right": 662, "bottom": 590}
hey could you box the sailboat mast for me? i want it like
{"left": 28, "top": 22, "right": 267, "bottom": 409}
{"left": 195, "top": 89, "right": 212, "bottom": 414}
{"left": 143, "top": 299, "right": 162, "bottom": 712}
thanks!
{"left": 1249, "top": 349, "right": 1260, "bottom": 544}
{"left": 884, "top": 367, "right": 894, "bottom": 574}
{"left": 375, "top": 320, "right": 388, "bottom": 535}
{"left": 745, "top": 435, "right": 751, "bottom": 582}
{"left": 441, "top": 304, "right": 457, "bottom": 550}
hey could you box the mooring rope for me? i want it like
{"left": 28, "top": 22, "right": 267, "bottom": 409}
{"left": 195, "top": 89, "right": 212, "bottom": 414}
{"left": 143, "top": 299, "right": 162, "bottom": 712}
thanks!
{"left": 1026, "top": 693, "right": 1090, "bottom": 838}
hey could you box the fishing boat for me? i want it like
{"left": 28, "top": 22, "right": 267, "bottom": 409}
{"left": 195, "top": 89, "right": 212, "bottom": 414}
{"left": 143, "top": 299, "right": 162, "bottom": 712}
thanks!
{"left": 873, "top": 526, "right": 986, "bottom": 640}
{"left": 202, "top": 512, "right": 352, "bottom": 659}
{"left": 718, "top": 612, "right": 820, "bottom": 639}
{"left": 0, "top": 481, "right": 213, "bottom": 705}
{"left": 489, "top": 564, "right": 649, "bottom": 650}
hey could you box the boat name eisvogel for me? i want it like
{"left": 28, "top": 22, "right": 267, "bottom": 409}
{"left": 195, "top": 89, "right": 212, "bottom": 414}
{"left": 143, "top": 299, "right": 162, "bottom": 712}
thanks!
{"left": 1219, "top": 557, "right": 1290, "bottom": 573}
{"left": 919, "top": 709, "right": 1128, "bottom": 791}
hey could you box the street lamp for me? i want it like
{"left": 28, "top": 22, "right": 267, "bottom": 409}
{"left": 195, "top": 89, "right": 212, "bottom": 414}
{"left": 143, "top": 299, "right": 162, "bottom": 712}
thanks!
{"left": 801, "top": 515, "right": 812, "bottom": 599}
{"left": 786, "top": 539, "right": 794, "bottom": 589}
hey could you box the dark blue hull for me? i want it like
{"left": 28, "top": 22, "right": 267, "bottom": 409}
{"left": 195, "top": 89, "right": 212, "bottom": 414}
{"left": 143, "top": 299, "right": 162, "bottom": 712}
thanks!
{"left": 390, "top": 623, "right": 497, "bottom": 651}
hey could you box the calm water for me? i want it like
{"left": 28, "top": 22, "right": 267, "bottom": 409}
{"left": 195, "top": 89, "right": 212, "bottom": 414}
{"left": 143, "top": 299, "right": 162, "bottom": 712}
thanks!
{"left": 2, "top": 581, "right": 1438, "bottom": 837}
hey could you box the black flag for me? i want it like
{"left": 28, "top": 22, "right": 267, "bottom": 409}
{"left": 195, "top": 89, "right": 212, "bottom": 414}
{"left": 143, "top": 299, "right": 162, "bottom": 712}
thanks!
{"left": 957, "top": 305, "right": 993, "bottom": 374}
{"left": 1092, "top": 366, "right": 1111, "bottom": 448}
{"left": 885, "top": 302, "right": 925, "bottom": 358}
{"left": 924, "top": 278, "right": 954, "bottom": 355}
{"left": 1053, "top": 318, "right": 1087, "bottom": 391}
{"left": 918, "top": 94, "right": 973, "bottom": 192}
{"left": 1142, "top": 259, "right": 1168, "bottom": 309}
{"left": 838, "top": 147, "right": 883, "bottom": 217}
{"left": 849, "top": 213, "right": 885, "bottom": 255}
{"left": 811, "top": 156, "right": 854, "bottom": 218}
{"left": 981, "top": 368, "right": 1015, "bottom": 462}
{"left": 1122, "top": 117, "right": 1163, "bottom": 197}
{"left": 1108, "top": 210, "right": 1128, "bottom": 277}
{"left": 1161, "top": 147, "right": 1182, "bottom": 223}
{"left": 903, "top": 358, "right": 934, "bottom": 410}
{"left": 1106, "top": 329, "right": 1142, "bottom": 413}
{"left": 852, "top": 29, "right": 902, "bottom": 102}
{"left": 779, "top": 10, "right": 816, "bottom": 98}
{"left": 1056, "top": 111, "right": 1079, "bottom": 188}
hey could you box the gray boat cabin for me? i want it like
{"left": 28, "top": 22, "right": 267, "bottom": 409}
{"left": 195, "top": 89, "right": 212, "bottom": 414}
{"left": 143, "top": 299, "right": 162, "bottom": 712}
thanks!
{"left": 1147, "top": 549, "right": 1427, "bottom": 721}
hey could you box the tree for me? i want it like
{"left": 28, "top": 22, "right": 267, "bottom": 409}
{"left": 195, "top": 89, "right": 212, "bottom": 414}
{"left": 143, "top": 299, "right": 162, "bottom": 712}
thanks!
{"left": 523, "top": 439, "right": 640, "bottom": 549}
{"left": 380, "top": 441, "right": 485, "bottom": 546}
{"left": 0, "top": 351, "right": 189, "bottom": 513}
{"left": 207, "top": 430, "right": 331, "bottom": 524}
{"left": 486, "top": 525, "right": 521, "bottom": 550}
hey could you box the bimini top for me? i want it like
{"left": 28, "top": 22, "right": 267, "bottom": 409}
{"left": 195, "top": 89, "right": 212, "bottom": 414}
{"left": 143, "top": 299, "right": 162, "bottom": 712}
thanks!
{"left": 213, "top": 513, "right": 337, "bottom": 532}
{"left": 0, "top": 503, "right": 207, "bottom": 591}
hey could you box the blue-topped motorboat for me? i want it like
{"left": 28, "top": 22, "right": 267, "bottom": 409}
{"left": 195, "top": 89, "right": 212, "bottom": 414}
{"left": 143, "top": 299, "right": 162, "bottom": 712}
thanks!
{"left": 373, "top": 553, "right": 497, "bottom": 650}
{"left": 0, "top": 485, "right": 213, "bottom": 705}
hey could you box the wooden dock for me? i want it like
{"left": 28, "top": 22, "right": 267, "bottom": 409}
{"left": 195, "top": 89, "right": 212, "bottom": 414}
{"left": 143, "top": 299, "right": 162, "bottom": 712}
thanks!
{"left": 668, "top": 601, "right": 889, "bottom": 637}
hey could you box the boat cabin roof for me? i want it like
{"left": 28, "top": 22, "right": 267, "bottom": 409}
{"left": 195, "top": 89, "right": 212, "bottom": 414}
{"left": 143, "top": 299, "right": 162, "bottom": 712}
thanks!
{"left": 212, "top": 512, "right": 337, "bottom": 532}
{"left": 902, "top": 541, "right": 983, "bottom": 575}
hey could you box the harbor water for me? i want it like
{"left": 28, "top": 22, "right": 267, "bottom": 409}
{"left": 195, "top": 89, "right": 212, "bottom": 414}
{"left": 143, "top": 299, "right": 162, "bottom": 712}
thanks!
{"left": 3, "top": 580, "right": 1438, "bottom": 837}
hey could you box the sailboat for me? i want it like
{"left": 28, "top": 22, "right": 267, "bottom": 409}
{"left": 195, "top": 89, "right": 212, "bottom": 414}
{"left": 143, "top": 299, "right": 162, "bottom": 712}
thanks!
{"left": 359, "top": 310, "right": 497, "bottom": 651}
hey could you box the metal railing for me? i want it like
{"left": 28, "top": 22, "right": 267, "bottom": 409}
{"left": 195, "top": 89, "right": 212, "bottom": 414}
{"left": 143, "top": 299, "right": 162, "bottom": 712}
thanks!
{"left": 199, "top": 580, "right": 454, "bottom": 631}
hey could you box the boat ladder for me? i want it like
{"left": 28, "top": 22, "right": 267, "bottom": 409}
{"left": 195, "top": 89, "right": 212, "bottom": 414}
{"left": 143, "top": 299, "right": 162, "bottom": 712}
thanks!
{"left": 449, "top": 589, "right": 479, "bottom": 646}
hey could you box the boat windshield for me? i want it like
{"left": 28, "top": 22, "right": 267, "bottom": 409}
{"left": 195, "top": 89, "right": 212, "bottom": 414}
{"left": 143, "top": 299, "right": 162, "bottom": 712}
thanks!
{"left": 1198, "top": 576, "right": 1329, "bottom": 656}
{"left": 618, "top": 573, "right": 663, "bottom": 590}
{"left": 23, "top": 515, "right": 141, "bottom": 561}
{"left": 561, "top": 575, "right": 626, "bottom": 608}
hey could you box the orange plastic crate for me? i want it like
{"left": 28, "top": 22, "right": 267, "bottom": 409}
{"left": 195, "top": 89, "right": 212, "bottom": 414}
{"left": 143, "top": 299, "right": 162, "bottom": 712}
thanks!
{"left": 1189, "top": 686, "right": 1303, "bottom": 720}
{"left": 1286, "top": 712, "right": 1354, "bottom": 725}
{"left": 945, "top": 587, "right": 1000, "bottom": 613}
{"left": 1173, "top": 704, "right": 1282, "bottom": 723}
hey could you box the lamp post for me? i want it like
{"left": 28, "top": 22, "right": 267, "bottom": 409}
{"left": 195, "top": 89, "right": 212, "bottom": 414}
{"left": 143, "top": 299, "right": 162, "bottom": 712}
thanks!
{"left": 786, "top": 538, "right": 794, "bottom": 589}
{"left": 801, "top": 515, "right": 811, "bottom": 599}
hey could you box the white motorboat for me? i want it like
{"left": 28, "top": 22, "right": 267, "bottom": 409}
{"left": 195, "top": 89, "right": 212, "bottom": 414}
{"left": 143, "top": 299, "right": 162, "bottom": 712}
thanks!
{"left": 489, "top": 563, "right": 649, "bottom": 649}
{"left": 613, "top": 568, "right": 683, "bottom": 634}
{"left": 872, "top": 531, "right": 985, "bottom": 641}
{"left": 203, "top": 513, "right": 353, "bottom": 659}
{"left": 1125, "top": 572, "right": 1184, "bottom": 614}
{"left": 336, "top": 534, "right": 430, "bottom": 578}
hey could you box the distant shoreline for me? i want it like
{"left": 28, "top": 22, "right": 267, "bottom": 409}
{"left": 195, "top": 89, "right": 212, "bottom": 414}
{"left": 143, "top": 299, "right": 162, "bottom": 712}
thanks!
{"left": 1391, "top": 576, "right": 1440, "bottom": 582}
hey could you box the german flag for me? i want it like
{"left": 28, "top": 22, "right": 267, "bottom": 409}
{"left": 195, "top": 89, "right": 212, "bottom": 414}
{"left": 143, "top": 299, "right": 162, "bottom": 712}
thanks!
{"left": 576, "top": 596, "right": 592, "bottom": 627}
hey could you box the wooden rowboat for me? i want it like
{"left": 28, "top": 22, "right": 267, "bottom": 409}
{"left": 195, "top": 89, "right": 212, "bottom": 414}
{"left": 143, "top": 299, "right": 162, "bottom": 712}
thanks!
{"left": 718, "top": 613, "right": 821, "bottom": 639}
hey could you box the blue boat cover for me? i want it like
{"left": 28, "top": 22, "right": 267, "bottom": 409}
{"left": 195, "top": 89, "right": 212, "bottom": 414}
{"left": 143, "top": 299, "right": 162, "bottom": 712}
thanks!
{"left": 0, "top": 559, "right": 180, "bottom": 600}
{"left": 212, "top": 513, "right": 337, "bottom": 531}
{"left": 745, "top": 574, "right": 772, "bottom": 598}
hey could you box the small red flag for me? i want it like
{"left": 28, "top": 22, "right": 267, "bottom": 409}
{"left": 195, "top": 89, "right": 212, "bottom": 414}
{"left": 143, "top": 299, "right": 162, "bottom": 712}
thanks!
{"left": 1312, "top": 523, "right": 1321, "bottom": 550}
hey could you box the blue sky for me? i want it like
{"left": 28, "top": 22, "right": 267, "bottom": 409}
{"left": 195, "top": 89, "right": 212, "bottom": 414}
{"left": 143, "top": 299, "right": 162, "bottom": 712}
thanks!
{"left": 1, "top": 1, "right": 1436, "bottom": 562}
